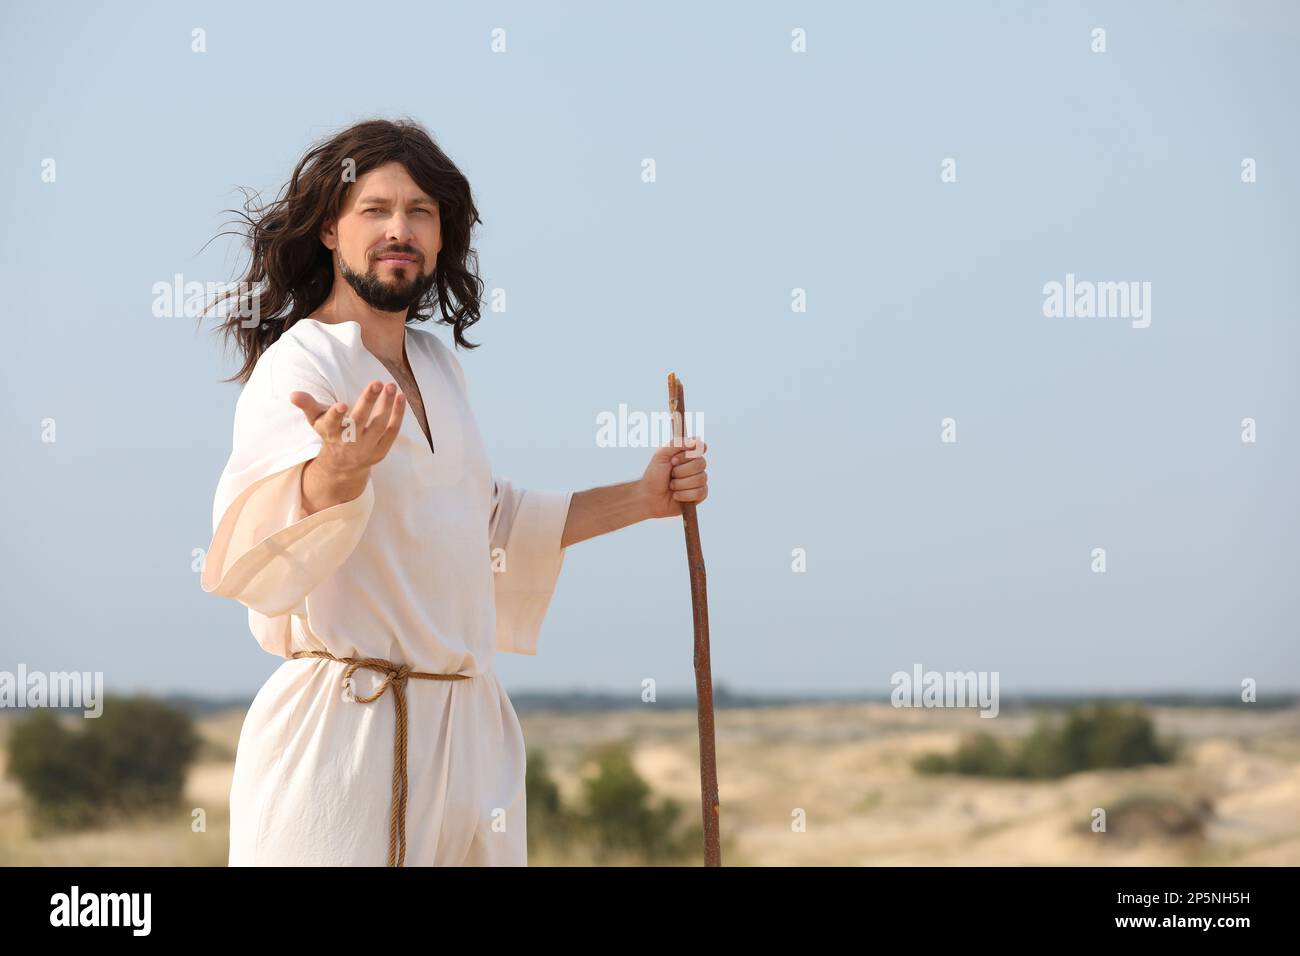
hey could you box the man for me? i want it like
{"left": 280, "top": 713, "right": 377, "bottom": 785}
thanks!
{"left": 201, "top": 119, "right": 709, "bottom": 866}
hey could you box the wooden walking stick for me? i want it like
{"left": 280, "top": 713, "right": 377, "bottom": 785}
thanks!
{"left": 668, "top": 372, "right": 721, "bottom": 866}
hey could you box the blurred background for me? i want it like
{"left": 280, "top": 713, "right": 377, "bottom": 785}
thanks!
{"left": 1, "top": 0, "right": 1296, "bottom": 865}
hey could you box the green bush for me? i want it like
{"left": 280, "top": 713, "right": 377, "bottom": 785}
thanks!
{"left": 579, "top": 743, "right": 691, "bottom": 864}
{"left": 5, "top": 695, "right": 201, "bottom": 832}
{"left": 528, "top": 742, "right": 702, "bottom": 864}
{"left": 526, "top": 742, "right": 729, "bottom": 864}
{"left": 913, "top": 703, "right": 1177, "bottom": 779}
{"left": 525, "top": 747, "right": 582, "bottom": 854}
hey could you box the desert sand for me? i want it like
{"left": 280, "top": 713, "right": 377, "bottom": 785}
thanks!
{"left": 1, "top": 702, "right": 1296, "bottom": 866}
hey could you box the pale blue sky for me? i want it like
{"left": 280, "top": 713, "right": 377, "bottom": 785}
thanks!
{"left": 1, "top": 1, "right": 1296, "bottom": 698}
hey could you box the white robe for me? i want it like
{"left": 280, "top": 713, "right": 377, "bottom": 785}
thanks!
{"left": 201, "top": 317, "right": 572, "bottom": 866}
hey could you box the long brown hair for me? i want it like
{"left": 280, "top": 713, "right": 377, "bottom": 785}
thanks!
{"left": 206, "top": 117, "right": 483, "bottom": 384}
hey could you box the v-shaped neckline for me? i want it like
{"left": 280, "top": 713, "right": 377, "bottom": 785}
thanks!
{"left": 320, "top": 319, "right": 437, "bottom": 458}
{"left": 379, "top": 333, "right": 435, "bottom": 456}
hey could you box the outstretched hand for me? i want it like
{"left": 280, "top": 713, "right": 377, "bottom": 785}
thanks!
{"left": 289, "top": 380, "right": 406, "bottom": 479}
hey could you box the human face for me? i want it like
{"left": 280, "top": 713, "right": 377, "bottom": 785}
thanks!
{"left": 321, "top": 161, "right": 443, "bottom": 313}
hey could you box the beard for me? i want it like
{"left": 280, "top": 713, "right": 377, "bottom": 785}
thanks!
{"left": 337, "top": 249, "right": 437, "bottom": 313}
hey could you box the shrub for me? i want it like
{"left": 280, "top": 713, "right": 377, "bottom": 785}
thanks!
{"left": 578, "top": 743, "right": 692, "bottom": 864}
{"left": 913, "top": 703, "right": 1176, "bottom": 779}
{"left": 525, "top": 747, "right": 582, "bottom": 853}
{"left": 5, "top": 695, "right": 201, "bottom": 832}
{"left": 1100, "top": 792, "right": 1214, "bottom": 843}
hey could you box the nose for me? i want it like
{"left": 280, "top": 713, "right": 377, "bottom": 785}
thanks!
{"left": 385, "top": 211, "right": 416, "bottom": 244}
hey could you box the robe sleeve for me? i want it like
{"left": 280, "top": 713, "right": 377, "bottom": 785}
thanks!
{"left": 201, "top": 339, "right": 375, "bottom": 618}
{"left": 490, "top": 475, "right": 573, "bottom": 656}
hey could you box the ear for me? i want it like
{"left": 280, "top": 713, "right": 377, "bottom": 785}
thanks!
{"left": 320, "top": 216, "right": 338, "bottom": 251}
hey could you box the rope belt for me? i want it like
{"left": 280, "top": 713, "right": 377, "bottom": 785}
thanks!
{"left": 290, "top": 650, "right": 472, "bottom": 867}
